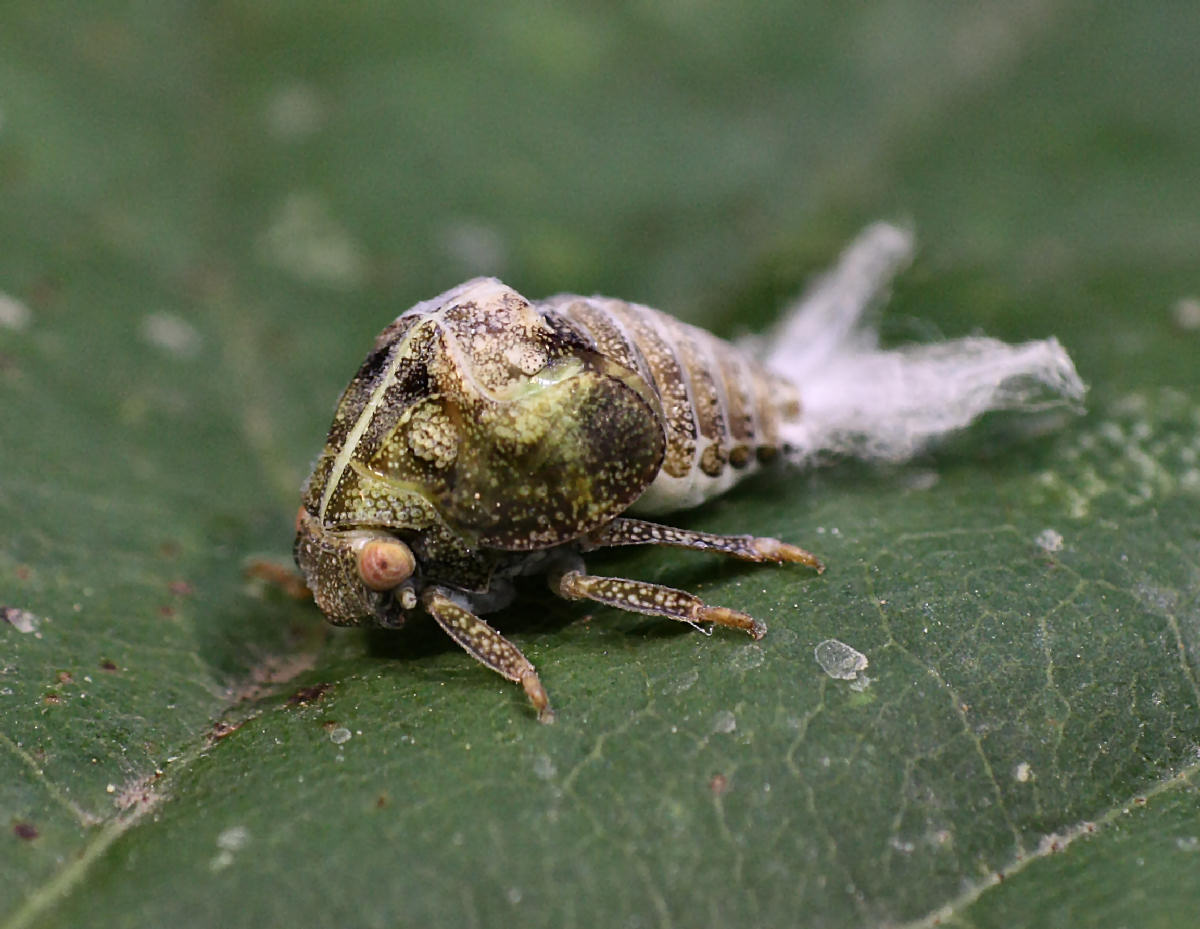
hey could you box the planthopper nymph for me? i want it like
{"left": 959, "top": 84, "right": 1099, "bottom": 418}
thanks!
{"left": 295, "top": 223, "right": 1085, "bottom": 721}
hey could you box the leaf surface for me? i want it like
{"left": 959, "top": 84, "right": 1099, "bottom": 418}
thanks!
{"left": 2, "top": 3, "right": 1198, "bottom": 927}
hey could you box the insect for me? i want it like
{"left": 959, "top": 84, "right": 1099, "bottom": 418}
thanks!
{"left": 295, "top": 224, "right": 1084, "bottom": 721}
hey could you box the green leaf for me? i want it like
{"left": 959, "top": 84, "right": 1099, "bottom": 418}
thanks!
{"left": 2, "top": 3, "right": 1198, "bottom": 927}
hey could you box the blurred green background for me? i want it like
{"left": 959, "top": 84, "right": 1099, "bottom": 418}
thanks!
{"left": 2, "top": 2, "right": 1198, "bottom": 927}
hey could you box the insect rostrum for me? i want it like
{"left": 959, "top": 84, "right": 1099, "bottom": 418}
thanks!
{"left": 295, "top": 224, "right": 1085, "bottom": 722}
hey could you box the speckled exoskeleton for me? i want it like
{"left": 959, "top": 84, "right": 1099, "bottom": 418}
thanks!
{"left": 295, "top": 225, "right": 1085, "bottom": 722}
{"left": 295, "top": 278, "right": 823, "bottom": 721}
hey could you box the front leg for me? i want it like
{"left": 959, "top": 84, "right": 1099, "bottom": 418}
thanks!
{"left": 582, "top": 517, "right": 824, "bottom": 572}
{"left": 422, "top": 588, "right": 554, "bottom": 723}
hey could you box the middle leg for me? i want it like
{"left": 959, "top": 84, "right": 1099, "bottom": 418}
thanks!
{"left": 552, "top": 569, "right": 766, "bottom": 639}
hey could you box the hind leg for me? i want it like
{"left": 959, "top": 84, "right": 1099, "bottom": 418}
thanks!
{"left": 566, "top": 517, "right": 823, "bottom": 638}
{"left": 583, "top": 517, "right": 824, "bottom": 572}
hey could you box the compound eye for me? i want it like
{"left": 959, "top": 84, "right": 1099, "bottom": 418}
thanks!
{"left": 356, "top": 538, "right": 416, "bottom": 591}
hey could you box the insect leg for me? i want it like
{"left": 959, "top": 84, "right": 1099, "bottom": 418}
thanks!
{"left": 553, "top": 570, "right": 767, "bottom": 640}
{"left": 583, "top": 518, "right": 824, "bottom": 572}
{"left": 422, "top": 588, "right": 554, "bottom": 723}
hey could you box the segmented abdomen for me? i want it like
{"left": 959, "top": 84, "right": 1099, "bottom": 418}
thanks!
{"left": 541, "top": 295, "right": 802, "bottom": 514}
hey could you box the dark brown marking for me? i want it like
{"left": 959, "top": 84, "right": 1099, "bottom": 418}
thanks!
{"left": 699, "top": 443, "right": 726, "bottom": 478}
{"left": 287, "top": 682, "right": 333, "bottom": 705}
{"left": 13, "top": 822, "right": 38, "bottom": 840}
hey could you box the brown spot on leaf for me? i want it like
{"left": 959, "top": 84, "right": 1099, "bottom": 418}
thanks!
{"left": 208, "top": 720, "right": 243, "bottom": 742}
{"left": 376, "top": 793, "right": 390, "bottom": 809}
{"left": 708, "top": 773, "right": 730, "bottom": 796}
{"left": 158, "top": 605, "right": 176, "bottom": 618}
{"left": 286, "top": 682, "right": 332, "bottom": 706}
{"left": 13, "top": 822, "right": 38, "bottom": 840}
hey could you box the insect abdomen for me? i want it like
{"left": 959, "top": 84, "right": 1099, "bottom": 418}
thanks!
{"left": 542, "top": 296, "right": 802, "bottom": 514}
